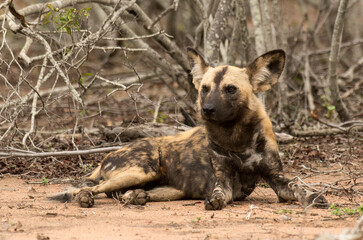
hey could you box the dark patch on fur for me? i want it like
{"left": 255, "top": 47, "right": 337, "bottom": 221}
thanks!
{"left": 258, "top": 151, "right": 283, "bottom": 176}
{"left": 255, "top": 135, "right": 266, "bottom": 153}
{"left": 213, "top": 67, "right": 228, "bottom": 86}
{"left": 102, "top": 139, "right": 159, "bottom": 174}
{"left": 267, "top": 59, "right": 281, "bottom": 74}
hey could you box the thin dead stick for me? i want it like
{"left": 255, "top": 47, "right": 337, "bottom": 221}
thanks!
{"left": 292, "top": 176, "right": 320, "bottom": 192}
{"left": 147, "top": 0, "right": 179, "bottom": 30}
{"left": 152, "top": 97, "right": 163, "bottom": 124}
{"left": 341, "top": 56, "right": 363, "bottom": 79}
{"left": 342, "top": 80, "right": 363, "bottom": 100}
{"left": 311, "top": 112, "right": 350, "bottom": 132}
{"left": 309, "top": 38, "right": 363, "bottom": 56}
{"left": 303, "top": 32, "right": 315, "bottom": 112}
{"left": 102, "top": 30, "right": 169, "bottom": 41}
{"left": 326, "top": 176, "right": 362, "bottom": 190}
{"left": 22, "top": 57, "right": 48, "bottom": 146}
{"left": 340, "top": 120, "right": 363, "bottom": 127}
{"left": 0, "top": 146, "right": 121, "bottom": 158}
{"left": 304, "top": 190, "right": 327, "bottom": 211}
{"left": 0, "top": 0, "right": 9, "bottom": 10}
{"left": 300, "top": 164, "right": 344, "bottom": 174}
{"left": 91, "top": 46, "right": 147, "bottom": 52}
{"left": 18, "top": 36, "right": 32, "bottom": 65}
{"left": 245, "top": 204, "right": 258, "bottom": 220}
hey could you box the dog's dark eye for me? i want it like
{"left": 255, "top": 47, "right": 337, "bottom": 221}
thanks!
{"left": 201, "top": 85, "right": 209, "bottom": 93}
{"left": 225, "top": 85, "right": 237, "bottom": 94}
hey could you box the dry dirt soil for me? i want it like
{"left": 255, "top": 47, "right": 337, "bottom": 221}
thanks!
{"left": 0, "top": 172, "right": 362, "bottom": 240}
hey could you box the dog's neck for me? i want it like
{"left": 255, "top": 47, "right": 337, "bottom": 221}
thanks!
{"left": 203, "top": 111, "right": 262, "bottom": 153}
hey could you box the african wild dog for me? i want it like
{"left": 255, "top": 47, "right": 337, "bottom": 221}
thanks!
{"left": 50, "top": 48, "right": 327, "bottom": 210}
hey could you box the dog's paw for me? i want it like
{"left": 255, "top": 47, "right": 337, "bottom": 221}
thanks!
{"left": 76, "top": 190, "right": 94, "bottom": 208}
{"left": 122, "top": 189, "right": 150, "bottom": 205}
{"left": 304, "top": 192, "right": 328, "bottom": 208}
{"left": 204, "top": 191, "right": 226, "bottom": 210}
{"left": 289, "top": 183, "right": 328, "bottom": 208}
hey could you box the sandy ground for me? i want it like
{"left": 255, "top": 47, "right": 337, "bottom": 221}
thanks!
{"left": 0, "top": 176, "right": 361, "bottom": 240}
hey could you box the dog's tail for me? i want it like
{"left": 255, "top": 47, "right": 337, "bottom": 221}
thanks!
{"left": 48, "top": 165, "right": 102, "bottom": 202}
{"left": 48, "top": 187, "right": 77, "bottom": 203}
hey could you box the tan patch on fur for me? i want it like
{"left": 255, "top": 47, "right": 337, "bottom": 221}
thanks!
{"left": 147, "top": 186, "right": 185, "bottom": 201}
{"left": 76, "top": 167, "right": 159, "bottom": 195}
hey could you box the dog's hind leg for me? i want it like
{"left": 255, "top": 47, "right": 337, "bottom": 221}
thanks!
{"left": 121, "top": 186, "right": 185, "bottom": 205}
{"left": 147, "top": 186, "right": 185, "bottom": 201}
{"left": 74, "top": 167, "right": 159, "bottom": 207}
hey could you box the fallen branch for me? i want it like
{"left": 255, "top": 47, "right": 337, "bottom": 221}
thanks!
{"left": 291, "top": 127, "right": 363, "bottom": 137}
{"left": 0, "top": 146, "right": 121, "bottom": 158}
{"left": 311, "top": 112, "right": 363, "bottom": 133}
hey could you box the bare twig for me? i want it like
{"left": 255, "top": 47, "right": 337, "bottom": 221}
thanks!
{"left": 22, "top": 57, "right": 48, "bottom": 146}
{"left": 18, "top": 36, "right": 33, "bottom": 65}
{"left": 309, "top": 38, "right": 363, "bottom": 56}
{"left": 147, "top": 0, "right": 179, "bottom": 30}
{"left": 245, "top": 204, "right": 258, "bottom": 220}
{"left": 152, "top": 97, "right": 163, "bottom": 124}
{"left": 102, "top": 30, "right": 169, "bottom": 41}
{"left": 303, "top": 32, "right": 315, "bottom": 112}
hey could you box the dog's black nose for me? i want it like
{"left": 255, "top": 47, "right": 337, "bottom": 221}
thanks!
{"left": 202, "top": 104, "right": 216, "bottom": 115}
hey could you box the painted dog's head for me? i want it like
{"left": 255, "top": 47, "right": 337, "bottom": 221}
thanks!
{"left": 187, "top": 48, "right": 285, "bottom": 124}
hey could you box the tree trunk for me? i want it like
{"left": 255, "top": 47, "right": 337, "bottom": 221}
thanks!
{"left": 260, "top": 0, "right": 273, "bottom": 51}
{"left": 250, "top": 0, "right": 267, "bottom": 103}
{"left": 227, "top": 0, "right": 251, "bottom": 66}
{"left": 205, "top": 0, "right": 231, "bottom": 65}
{"left": 250, "top": 0, "right": 266, "bottom": 57}
{"left": 328, "top": 0, "right": 351, "bottom": 121}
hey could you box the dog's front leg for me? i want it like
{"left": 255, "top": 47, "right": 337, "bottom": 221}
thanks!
{"left": 261, "top": 151, "right": 328, "bottom": 208}
{"left": 205, "top": 152, "right": 233, "bottom": 210}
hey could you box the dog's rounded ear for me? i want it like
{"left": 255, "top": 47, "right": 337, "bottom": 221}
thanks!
{"left": 246, "top": 49, "right": 285, "bottom": 92}
{"left": 187, "top": 48, "right": 209, "bottom": 90}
